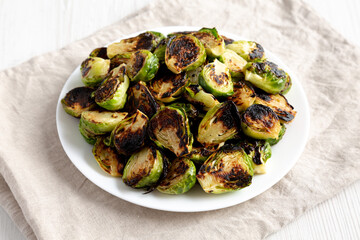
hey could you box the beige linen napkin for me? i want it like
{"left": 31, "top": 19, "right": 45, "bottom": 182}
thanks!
{"left": 1, "top": 0, "right": 359, "bottom": 239}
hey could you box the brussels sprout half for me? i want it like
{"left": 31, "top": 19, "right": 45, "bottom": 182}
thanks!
{"left": 80, "top": 57, "right": 110, "bottom": 87}
{"left": 109, "top": 53, "right": 131, "bottom": 70}
{"left": 197, "top": 101, "right": 240, "bottom": 147}
{"left": 226, "top": 40, "right": 265, "bottom": 62}
{"left": 197, "top": 146, "right": 253, "bottom": 194}
{"left": 153, "top": 38, "right": 168, "bottom": 63}
{"left": 148, "top": 106, "right": 193, "bottom": 157}
{"left": 165, "top": 34, "right": 206, "bottom": 74}
{"left": 93, "top": 137, "right": 127, "bottom": 177}
{"left": 148, "top": 66, "right": 189, "bottom": 103}
{"left": 89, "top": 47, "right": 108, "bottom": 59}
{"left": 227, "top": 80, "right": 256, "bottom": 112}
{"left": 107, "top": 31, "right": 165, "bottom": 58}
{"left": 127, "top": 50, "right": 159, "bottom": 82}
{"left": 192, "top": 27, "right": 225, "bottom": 57}
{"left": 245, "top": 60, "right": 287, "bottom": 94}
{"left": 157, "top": 157, "right": 196, "bottom": 194}
{"left": 126, "top": 81, "right": 160, "bottom": 118}
{"left": 79, "top": 119, "right": 98, "bottom": 145}
{"left": 218, "top": 49, "right": 248, "bottom": 78}
{"left": 61, "top": 87, "right": 96, "bottom": 118}
{"left": 111, "top": 110, "right": 149, "bottom": 156}
{"left": 183, "top": 84, "right": 219, "bottom": 111}
{"left": 80, "top": 110, "right": 128, "bottom": 135}
{"left": 123, "top": 145, "right": 163, "bottom": 188}
{"left": 94, "top": 64, "right": 130, "bottom": 111}
{"left": 241, "top": 104, "right": 281, "bottom": 140}
{"left": 267, "top": 123, "right": 286, "bottom": 145}
{"left": 186, "top": 147, "right": 214, "bottom": 165}
{"left": 199, "top": 59, "right": 234, "bottom": 98}
{"left": 254, "top": 90, "right": 297, "bottom": 123}
{"left": 239, "top": 140, "right": 272, "bottom": 174}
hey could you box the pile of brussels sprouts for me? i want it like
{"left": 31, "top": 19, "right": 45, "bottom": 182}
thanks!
{"left": 61, "top": 28, "right": 296, "bottom": 194}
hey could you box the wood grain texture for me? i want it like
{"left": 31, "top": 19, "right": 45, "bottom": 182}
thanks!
{"left": 0, "top": 0, "right": 359, "bottom": 239}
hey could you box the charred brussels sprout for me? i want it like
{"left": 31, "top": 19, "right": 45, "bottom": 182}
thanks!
{"left": 219, "top": 49, "right": 248, "bottom": 78}
{"left": 126, "top": 81, "right": 160, "bottom": 118}
{"left": 80, "top": 57, "right": 110, "bottom": 87}
{"left": 80, "top": 110, "right": 128, "bottom": 135}
{"left": 61, "top": 87, "right": 96, "bottom": 118}
{"left": 240, "top": 140, "right": 271, "bottom": 174}
{"left": 245, "top": 60, "right": 287, "bottom": 94}
{"left": 186, "top": 147, "right": 214, "bottom": 165}
{"left": 192, "top": 27, "right": 225, "bottom": 57}
{"left": 127, "top": 50, "right": 159, "bottom": 82}
{"left": 221, "top": 35, "right": 234, "bottom": 45}
{"left": 254, "top": 90, "right": 297, "bottom": 123}
{"left": 89, "top": 47, "right": 108, "bottom": 59}
{"left": 197, "top": 146, "right": 253, "bottom": 194}
{"left": 165, "top": 34, "right": 206, "bottom": 74}
{"left": 94, "top": 64, "right": 130, "bottom": 111}
{"left": 183, "top": 84, "right": 219, "bottom": 111}
{"left": 148, "top": 106, "right": 193, "bottom": 157}
{"left": 109, "top": 53, "right": 131, "bottom": 70}
{"left": 227, "top": 80, "right": 256, "bottom": 112}
{"left": 199, "top": 59, "right": 234, "bottom": 97}
{"left": 123, "top": 145, "right": 163, "bottom": 188}
{"left": 79, "top": 119, "right": 98, "bottom": 145}
{"left": 153, "top": 38, "right": 168, "bottom": 63}
{"left": 169, "top": 102, "right": 199, "bottom": 120}
{"left": 226, "top": 40, "right": 265, "bottom": 62}
{"left": 93, "top": 137, "right": 127, "bottom": 177}
{"left": 157, "top": 157, "right": 196, "bottom": 194}
{"left": 197, "top": 101, "right": 240, "bottom": 147}
{"left": 107, "top": 31, "right": 165, "bottom": 58}
{"left": 267, "top": 123, "right": 286, "bottom": 145}
{"left": 111, "top": 110, "right": 149, "bottom": 155}
{"left": 280, "top": 73, "right": 292, "bottom": 95}
{"left": 241, "top": 104, "right": 281, "bottom": 140}
{"left": 148, "top": 66, "right": 188, "bottom": 103}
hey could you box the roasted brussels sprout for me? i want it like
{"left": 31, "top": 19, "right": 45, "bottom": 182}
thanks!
{"left": 61, "top": 87, "right": 96, "bottom": 118}
{"left": 241, "top": 104, "right": 281, "bottom": 140}
{"left": 183, "top": 84, "right": 220, "bottom": 111}
{"left": 126, "top": 81, "right": 160, "bottom": 118}
{"left": 240, "top": 140, "right": 271, "bottom": 174}
{"left": 107, "top": 31, "right": 165, "bottom": 58}
{"left": 169, "top": 102, "right": 199, "bottom": 120}
{"left": 109, "top": 53, "right": 131, "bottom": 70}
{"left": 122, "top": 145, "right": 163, "bottom": 188}
{"left": 199, "top": 59, "right": 234, "bottom": 97}
{"left": 94, "top": 64, "right": 130, "bottom": 111}
{"left": 192, "top": 27, "right": 225, "bottom": 57}
{"left": 197, "top": 101, "right": 240, "bottom": 147}
{"left": 267, "top": 123, "right": 286, "bottom": 145}
{"left": 197, "top": 146, "right": 253, "bottom": 194}
{"left": 226, "top": 80, "right": 256, "bottom": 112}
{"left": 186, "top": 65, "right": 204, "bottom": 85}
{"left": 221, "top": 35, "right": 234, "bottom": 45}
{"left": 280, "top": 73, "right": 292, "bottom": 95}
{"left": 110, "top": 110, "right": 149, "bottom": 155}
{"left": 165, "top": 34, "right": 206, "bottom": 74}
{"left": 148, "top": 66, "right": 188, "bottom": 103}
{"left": 80, "top": 57, "right": 110, "bottom": 87}
{"left": 89, "top": 47, "right": 108, "bottom": 59}
{"left": 244, "top": 60, "right": 287, "bottom": 94}
{"left": 153, "top": 38, "right": 168, "bottom": 63}
{"left": 218, "top": 49, "right": 248, "bottom": 78}
{"left": 126, "top": 50, "right": 159, "bottom": 82}
{"left": 254, "top": 90, "right": 297, "bottom": 123}
{"left": 157, "top": 157, "right": 196, "bottom": 194}
{"left": 79, "top": 119, "right": 98, "bottom": 145}
{"left": 93, "top": 137, "right": 127, "bottom": 177}
{"left": 148, "top": 106, "right": 193, "bottom": 157}
{"left": 186, "top": 147, "right": 214, "bottom": 165}
{"left": 226, "top": 40, "right": 265, "bottom": 62}
{"left": 80, "top": 110, "right": 128, "bottom": 135}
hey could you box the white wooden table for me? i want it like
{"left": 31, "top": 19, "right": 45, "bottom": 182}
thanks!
{"left": 0, "top": 0, "right": 359, "bottom": 239}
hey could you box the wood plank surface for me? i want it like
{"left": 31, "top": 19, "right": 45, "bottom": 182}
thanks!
{"left": 0, "top": 0, "right": 359, "bottom": 239}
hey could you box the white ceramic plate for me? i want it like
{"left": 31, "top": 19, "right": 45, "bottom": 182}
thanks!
{"left": 56, "top": 26, "right": 310, "bottom": 212}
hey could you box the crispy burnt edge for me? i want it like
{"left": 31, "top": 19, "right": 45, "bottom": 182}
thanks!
{"left": 227, "top": 80, "right": 256, "bottom": 109}
{"left": 90, "top": 47, "right": 109, "bottom": 59}
{"left": 156, "top": 157, "right": 191, "bottom": 188}
{"left": 248, "top": 42, "right": 265, "bottom": 60}
{"left": 241, "top": 104, "right": 279, "bottom": 131}
{"left": 147, "top": 107, "right": 191, "bottom": 157}
{"left": 113, "top": 111, "right": 149, "bottom": 156}
{"left": 62, "top": 86, "right": 96, "bottom": 117}
{"left": 197, "top": 147, "right": 252, "bottom": 191}
{"left": 128, "top": 50, "right": 147, "bottom": 78}
{"left": 212, "top": 100, "right": 242, "bottom": 135}
{"left": 255, "top": 90, "right": 296, "bottom": 122}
